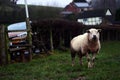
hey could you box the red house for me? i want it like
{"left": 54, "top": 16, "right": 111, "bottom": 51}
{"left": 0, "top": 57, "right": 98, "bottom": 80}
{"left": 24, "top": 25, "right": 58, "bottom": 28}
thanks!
{"left": 61, "top": 0, "right": 92, "bottom": 15}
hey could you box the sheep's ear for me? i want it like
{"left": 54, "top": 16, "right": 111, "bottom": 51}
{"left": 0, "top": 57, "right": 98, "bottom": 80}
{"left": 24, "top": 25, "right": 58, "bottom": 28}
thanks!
{"left": 98, "top": 29, "right": 102, "bottom": 32}
{"left": 86, "top": 30, "right": 90, "bottom": 33}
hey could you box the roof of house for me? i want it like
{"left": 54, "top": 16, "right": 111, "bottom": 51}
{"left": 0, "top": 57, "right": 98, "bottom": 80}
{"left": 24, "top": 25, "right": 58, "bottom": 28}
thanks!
{"left": 74, "top": 2, "right": 89, "bottom": 8}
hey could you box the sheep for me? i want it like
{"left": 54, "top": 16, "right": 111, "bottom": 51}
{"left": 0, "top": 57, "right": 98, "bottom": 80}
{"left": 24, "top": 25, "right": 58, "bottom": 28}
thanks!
{"left": 70, "top": 28, "right": 101, "bottom": 68}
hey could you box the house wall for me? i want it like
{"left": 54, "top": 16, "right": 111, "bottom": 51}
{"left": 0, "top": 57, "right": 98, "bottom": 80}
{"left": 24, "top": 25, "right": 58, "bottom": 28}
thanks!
{"left": 64, "top": 2, "right": 80, "bottom": 13}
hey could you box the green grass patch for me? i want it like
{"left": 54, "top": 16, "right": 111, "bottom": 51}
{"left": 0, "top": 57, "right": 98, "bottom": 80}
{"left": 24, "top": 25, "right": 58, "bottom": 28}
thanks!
{"left": 0, "top": 41, "right": 120, "bottom": 80}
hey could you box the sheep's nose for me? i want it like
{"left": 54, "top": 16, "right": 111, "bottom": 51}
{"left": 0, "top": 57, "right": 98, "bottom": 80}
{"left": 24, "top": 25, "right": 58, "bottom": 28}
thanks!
{"left": 93, "top": 35, "right": 97, "bottom": 40}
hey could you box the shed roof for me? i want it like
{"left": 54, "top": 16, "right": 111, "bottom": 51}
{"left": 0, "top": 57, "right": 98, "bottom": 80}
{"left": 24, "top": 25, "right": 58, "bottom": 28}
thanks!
{"left": 74, "top": 2, "right": 89, "bottom": 8}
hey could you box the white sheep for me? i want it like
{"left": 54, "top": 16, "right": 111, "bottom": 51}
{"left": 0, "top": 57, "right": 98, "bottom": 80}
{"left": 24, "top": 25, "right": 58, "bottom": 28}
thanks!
{"left": 70, "top": 28, "right": 101, "bottom": 68}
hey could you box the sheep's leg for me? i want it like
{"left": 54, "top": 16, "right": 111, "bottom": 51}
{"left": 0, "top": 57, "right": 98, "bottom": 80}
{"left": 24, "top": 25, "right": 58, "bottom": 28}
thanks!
{"left": 79, "top": 56, "right": 83, "bottom": 66}
{"left": 91, "top": 53, "right": 96, "bottom": 67}
{"left": 78, "top": 53, "right": 83, "bottom": 66}
{"left": 86, "top": 53, "right": 92, "bottom": 68}
{"left": 71, "top": 51, "right": 76, "bottom": 66}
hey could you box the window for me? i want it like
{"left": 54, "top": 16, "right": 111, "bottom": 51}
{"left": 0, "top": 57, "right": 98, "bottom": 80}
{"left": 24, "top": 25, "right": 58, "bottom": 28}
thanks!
{"left": 77, "top": 17, "right": 102, "bottom": 25}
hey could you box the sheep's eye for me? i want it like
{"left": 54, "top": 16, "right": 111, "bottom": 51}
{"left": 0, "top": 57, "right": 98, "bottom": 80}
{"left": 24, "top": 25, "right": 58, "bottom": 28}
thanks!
{"left": 98, "top": 29, "right": 101, "bottom": 33}
{"left": 87, "top": 30, "right": 90, "bottom": 33}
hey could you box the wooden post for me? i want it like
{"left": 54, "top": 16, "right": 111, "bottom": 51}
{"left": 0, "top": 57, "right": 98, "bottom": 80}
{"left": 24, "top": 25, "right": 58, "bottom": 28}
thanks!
{"left": 0, "top": 25, "right": 8, "bottom": 65}
{"left": 24, "top": 0, "right": 32, "bottom": 61}
{"left": 116, "top": 30, "right": 118, "bottom": 41}
{"left": 26, "top": 18, "right": 32, "bottom": 61}
{"left": 107, "top": 30, "right": 110, "bottom": 41}
{"left": 50, "top": 27, "right": 54, "bottom": 51}
{"left": 5, "top": 25, "right": 9, "bottom": 64}
{"left": 59, "top": 31, "right": 64, "bottom": 48}
{"left": 21, "top": 51, "right": 25, "bottom": 62}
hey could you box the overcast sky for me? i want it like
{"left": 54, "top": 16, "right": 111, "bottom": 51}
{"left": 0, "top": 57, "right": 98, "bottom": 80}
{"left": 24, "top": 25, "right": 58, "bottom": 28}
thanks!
{"left": 17, "top": 0, "right": 73, "bottom": 7}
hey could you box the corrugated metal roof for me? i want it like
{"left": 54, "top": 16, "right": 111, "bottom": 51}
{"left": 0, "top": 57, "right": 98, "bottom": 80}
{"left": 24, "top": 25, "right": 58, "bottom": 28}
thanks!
{"left": 8, "top": 22, "right": 26, "bottom": 31}
{"left": 74, "top": 2, "right": 89, "bottom": 8}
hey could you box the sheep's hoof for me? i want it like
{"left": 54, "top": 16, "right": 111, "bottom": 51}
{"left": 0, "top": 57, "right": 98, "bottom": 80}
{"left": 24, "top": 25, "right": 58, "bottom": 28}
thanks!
{"left": 72, "top": 63, "right": 75, "bottom": 67}
{"left": 72, "top": 63, "right": 74, "bottom": 67}
{"left": 88, "top": 65, "right": 92, "bottom": 68}
{"left": 88, "top": 63, "right": 93, "bottom": 68}
{"left": 91, "top": 62, "right": 94, "bottom": 67}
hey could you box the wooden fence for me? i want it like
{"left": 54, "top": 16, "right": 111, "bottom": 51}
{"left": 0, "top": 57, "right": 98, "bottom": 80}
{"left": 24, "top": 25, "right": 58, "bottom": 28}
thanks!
{"left": 31, "top": 19, "right": 120, "bottom": 52}
{"left": 0, "top": 20, "right": 120, "bottom": 65}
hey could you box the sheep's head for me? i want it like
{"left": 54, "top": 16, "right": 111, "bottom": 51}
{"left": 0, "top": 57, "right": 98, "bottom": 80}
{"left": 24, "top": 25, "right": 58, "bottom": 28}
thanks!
{"left": 86, "top": 28, "right": 101, "bottom": 42}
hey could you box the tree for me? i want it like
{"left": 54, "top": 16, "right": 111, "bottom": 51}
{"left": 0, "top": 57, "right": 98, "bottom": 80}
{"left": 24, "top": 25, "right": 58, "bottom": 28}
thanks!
{"left": 115, "top": 9, "right": 120, "bottom": 21}
{"left": 0, "top": 0, "right": 18, "bottom": 5}
{"left": 0, "top": 0, "right": 10, "bottom": 5}
{"left": 11, "top": 0, "right": 18, "bottom": 4}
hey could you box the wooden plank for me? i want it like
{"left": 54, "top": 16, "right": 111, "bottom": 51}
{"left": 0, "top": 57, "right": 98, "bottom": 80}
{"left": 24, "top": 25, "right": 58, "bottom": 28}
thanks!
{"left": 9, "top": 47, "right": 27, "bottom": 52}
{"left": 8, "top": 29, "right": 29, "bottom": 32}
{"left": 10, "top": 44, "right": 32, "bottom": 47}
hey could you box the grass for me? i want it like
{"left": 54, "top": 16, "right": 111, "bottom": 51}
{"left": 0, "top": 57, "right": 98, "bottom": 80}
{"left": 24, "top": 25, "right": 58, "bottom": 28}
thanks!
{"left": 0, "top": 41, "right": 120, "bottom": 80}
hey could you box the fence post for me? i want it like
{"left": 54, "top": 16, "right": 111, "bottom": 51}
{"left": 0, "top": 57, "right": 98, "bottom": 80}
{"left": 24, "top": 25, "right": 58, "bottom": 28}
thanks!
{"left": 0, "top": 25, "right": 8, "bottom": 65}
{"left": 26, "top": 18, "right": 32, "bottom": 61}
{"left": 50, "top": 27, "right": 54, "bottom": 51}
